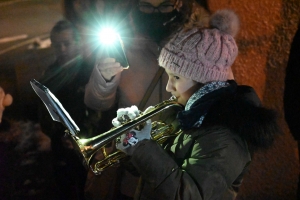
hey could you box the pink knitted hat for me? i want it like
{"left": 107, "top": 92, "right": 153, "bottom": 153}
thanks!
{"left": 158, "top": 9, "right": 240, "bottom": 83}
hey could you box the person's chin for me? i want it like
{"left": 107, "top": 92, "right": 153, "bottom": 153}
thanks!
{"left": 176, "top": 97, "right": 183, "bottom": 105}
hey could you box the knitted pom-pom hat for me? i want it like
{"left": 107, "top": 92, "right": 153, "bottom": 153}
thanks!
{"left": 158, "top": 9, "right": 240, "bottom": 83}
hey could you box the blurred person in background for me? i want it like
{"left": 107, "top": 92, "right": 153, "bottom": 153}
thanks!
{"left": 283, "top": 21, "right": 300, "bottom": 200}
{"left": 38, "top": 19, "right": 102, "bottom": 199}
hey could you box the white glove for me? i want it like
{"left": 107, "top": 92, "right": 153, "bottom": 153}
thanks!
{"left": 116, "top": 119, "right": 152, "bottom": 154}
{"left": 112, "top": 105, "right": 140, "bottom": 127}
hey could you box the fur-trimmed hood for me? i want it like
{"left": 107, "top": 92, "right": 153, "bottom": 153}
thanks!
{"left": 203, "top": 84, "right": 281, "bottom": 149}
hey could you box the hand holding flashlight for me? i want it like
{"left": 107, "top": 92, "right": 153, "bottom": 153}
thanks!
{"left": 95, "top": 28, "right": 129, "bottom": 81}
{"left": 98, "top": 28, "right": 129, "bottom": 69}
{"left": 96, "top": 57, "right": 123, "bottom": 82}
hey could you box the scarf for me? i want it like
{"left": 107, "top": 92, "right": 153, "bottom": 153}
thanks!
{"left": 177, "top": 81, "right": 237, "bottom": 130}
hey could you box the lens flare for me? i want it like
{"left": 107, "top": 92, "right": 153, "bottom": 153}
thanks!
{"left": 98, "top": 28, "right": 118, "bottom": 45}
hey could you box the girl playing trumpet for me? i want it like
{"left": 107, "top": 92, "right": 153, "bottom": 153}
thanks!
{"left": 113, "top": 9, "right": 280, "bottom": 200}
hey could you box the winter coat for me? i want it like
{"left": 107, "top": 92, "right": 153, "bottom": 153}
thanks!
{"left": 284, "top": 23, "right": 300, "bottom": 140}
{"left": 129, "top": 81, "right": 279, "bottom": 200}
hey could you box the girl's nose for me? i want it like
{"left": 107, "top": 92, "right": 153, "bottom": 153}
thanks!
{"left": 166, "top": 80, "right": 174, "bottom": 93}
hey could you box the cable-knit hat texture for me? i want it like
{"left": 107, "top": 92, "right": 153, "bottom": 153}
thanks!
{"left": 159, "top": 9, "right": 240, "bottom": 83}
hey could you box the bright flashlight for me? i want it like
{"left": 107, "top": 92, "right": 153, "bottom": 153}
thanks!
{"left": 98, "top": 27, "right": 129, "bottom": 69}
{"left": 98, "top": 28, "right": 118, "bottom": 45}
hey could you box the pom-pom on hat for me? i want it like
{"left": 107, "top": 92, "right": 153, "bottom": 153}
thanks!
{"left": 158, "top": 9, "right": 240, "bottom": 83}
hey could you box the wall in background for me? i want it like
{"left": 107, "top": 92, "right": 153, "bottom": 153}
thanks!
{"left": 209, "top": 0, "right": 300, "bottom": 199}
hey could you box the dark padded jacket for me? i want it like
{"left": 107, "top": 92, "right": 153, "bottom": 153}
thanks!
{"left": 129, "top": 82, "right": 280, "bottom": 200}
{"left": 284, "top": 23, "right": 300, "bottom": 140}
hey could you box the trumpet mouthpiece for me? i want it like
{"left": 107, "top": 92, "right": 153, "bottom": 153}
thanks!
{"left": 170, "top": 96, "right": 177, "bottom": 101}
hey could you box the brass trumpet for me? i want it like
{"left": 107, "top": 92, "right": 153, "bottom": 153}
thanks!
{"left": 69, "top": 97, "right": 183, "bottom": 175}
{"left": 30, "top": 79, "right": 183, "bottom": 175}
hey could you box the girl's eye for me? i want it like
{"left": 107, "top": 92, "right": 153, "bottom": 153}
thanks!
{"left": 174, "top": 76, "right": 180, "bottom": 80}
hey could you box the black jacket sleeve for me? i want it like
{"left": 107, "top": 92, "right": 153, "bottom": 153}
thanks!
{"left": 284, "top": 22, "right": 300, "bottom": 140}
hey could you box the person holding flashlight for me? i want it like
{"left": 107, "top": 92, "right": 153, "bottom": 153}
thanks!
{"left": 83, "top": 0, "right": 214, "bottom": 199}
{"left": 85, "top": 0, "right": 212, "bottom": 116}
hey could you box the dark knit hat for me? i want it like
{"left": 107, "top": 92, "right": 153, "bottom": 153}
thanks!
{"left": 158, "top": 9, "right": 240, "bottom": 83}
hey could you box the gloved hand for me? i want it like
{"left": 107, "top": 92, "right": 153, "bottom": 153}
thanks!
{"left": 112, "top": 105, "right": 140, "bottom": 127}
{"left": 116, "top": 119, "right": 152, "bottom": 155}
{"left": 96, "top": 57, "right": 123, "bottom": 82}
{"left": 111, "top": 105, "right": 155, "bottom": 127}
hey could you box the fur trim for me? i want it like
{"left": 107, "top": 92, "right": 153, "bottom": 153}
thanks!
{"left": 210, "top": 9, "right": 240, "bottom": 37}
{"left": 204, "top": 86, "right": 281, "bottom": 149}
{"left": 225, "top": 103, "right": 281, "bottom": 149}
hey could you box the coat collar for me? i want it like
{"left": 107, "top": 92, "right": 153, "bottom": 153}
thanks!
{"left": 177, "top": 81, "right": 235, "bottom": 130}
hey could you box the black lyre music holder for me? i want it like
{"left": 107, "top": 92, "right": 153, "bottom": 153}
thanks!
{"left": 30, "top": 79, "right": 80, "bottom": 136}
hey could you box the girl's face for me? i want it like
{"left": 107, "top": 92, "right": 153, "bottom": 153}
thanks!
{"left": 165, "top": 68, "right": 202, "bottom": 106}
